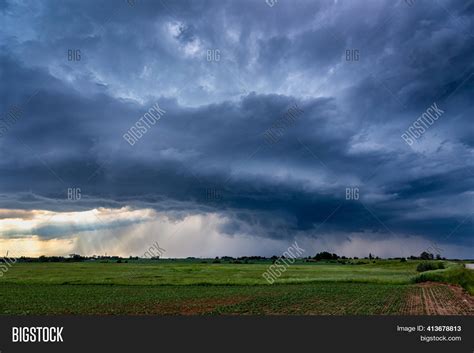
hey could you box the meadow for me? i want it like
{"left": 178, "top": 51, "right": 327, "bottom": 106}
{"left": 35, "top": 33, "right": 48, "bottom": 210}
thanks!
{"left": 0, "top": 259, "right": 472, "bottom": 315}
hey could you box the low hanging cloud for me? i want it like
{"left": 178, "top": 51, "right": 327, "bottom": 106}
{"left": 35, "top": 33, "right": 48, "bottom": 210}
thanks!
{"left": 0, "top": 206, "right": 470, "bottom": 259}
{"left": 0, "top": 207, "right": 156, "bottom": 239}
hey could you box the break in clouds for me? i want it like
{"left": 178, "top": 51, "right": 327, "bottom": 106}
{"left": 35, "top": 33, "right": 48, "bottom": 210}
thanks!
{"left": 0, "top": 0, "right": 473, "bottom": 258}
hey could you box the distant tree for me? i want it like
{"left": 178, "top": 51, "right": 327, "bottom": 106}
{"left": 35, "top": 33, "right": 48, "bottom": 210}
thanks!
{"left": 67, "top": 254, "right": 84, "bottom": 262}
{"left": 314, "top": 252, "right": 338, "bottom": 261}
{"left": 369, "top": 253, "right": 373, "bottom": 260}
{"left": 420, "top": 251, "right": 434, "bottom": 260}
{"left": 435, "top": 254, "right": 441, "bottom": 260}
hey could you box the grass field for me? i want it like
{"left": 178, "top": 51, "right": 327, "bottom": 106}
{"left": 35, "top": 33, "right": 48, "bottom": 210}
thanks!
{"left": 0, "top": 260, "right": 472, "bottom": 315}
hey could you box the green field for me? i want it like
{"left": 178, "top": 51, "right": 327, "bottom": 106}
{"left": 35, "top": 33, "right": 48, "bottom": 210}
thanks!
{"left": 0, "top": 260, "right": 472, "bottom": 315}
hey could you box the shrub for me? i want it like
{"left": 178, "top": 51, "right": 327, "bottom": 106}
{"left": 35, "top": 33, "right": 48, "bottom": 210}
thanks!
{"left": 415, "top": 266, "right": 474, "bottom": 295}
{"left": 417, "top": 261, "right": 444, "bottom": 272}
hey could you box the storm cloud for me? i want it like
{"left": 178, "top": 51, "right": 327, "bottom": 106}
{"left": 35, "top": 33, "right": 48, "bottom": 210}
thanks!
{"left": 0, "top": 0, "right": 472, "bottom": 257}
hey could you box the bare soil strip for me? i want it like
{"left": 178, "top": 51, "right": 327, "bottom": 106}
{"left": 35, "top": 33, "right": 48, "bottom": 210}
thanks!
{"left": 405, "top": 282, "right": 473, "bottom": 315}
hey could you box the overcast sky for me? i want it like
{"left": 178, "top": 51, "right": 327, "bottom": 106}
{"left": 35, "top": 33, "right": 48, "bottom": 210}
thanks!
{"left": 0, "top": 0, "right": 472, "bottom": 258}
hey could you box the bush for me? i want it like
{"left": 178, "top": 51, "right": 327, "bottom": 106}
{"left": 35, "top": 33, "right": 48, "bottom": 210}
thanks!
{"left": 415, "top": 266, "right": 474, "bottom": 295}
{"left": 417, "top": 261, "right": 444, "bottom": 272}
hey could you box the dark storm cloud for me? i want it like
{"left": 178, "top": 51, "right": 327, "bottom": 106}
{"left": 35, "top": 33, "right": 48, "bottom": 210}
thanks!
{"left": 0, "top": 0, "right": 472, "bottom": 253}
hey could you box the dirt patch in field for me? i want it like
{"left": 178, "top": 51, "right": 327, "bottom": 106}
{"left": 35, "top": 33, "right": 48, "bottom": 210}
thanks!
{"left": 404, "top": 282, "right": 473, "bottom": 315}
{"left": 402, "top": 286, "right": 423, "bottom": 315}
